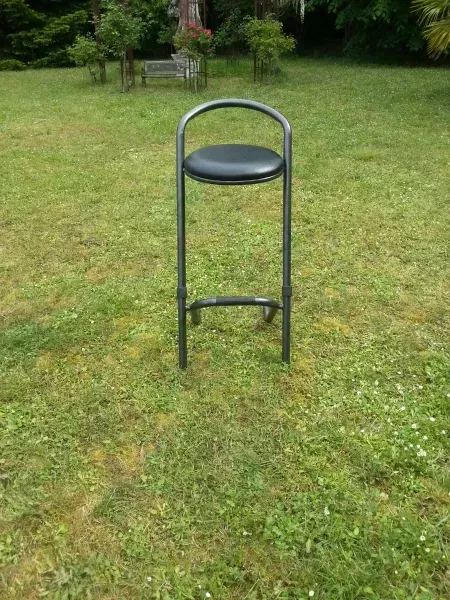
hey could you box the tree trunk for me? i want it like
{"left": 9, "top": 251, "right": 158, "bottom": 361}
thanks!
{"left": 178, "top": 0, "right": 202, "bottom": 31}
{"left": 120, "top": 52, "right": 127, "bottom": 93}
{"left": 92, "top": 0, "right": 106, "bottom": 83}
{"left": 127, "top": 47, "right": 135, "bottom": 86}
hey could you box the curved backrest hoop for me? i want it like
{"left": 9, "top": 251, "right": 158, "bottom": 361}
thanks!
{"left": 176, "top": 99, "right": 291, "bottom": 157}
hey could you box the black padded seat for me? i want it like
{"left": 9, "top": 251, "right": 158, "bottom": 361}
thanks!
{"left": 184, "top": 144, "right": 284, "bottom": 184}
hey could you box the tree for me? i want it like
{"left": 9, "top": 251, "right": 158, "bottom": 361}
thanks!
{"left": 213, "top": 8, "right": 248, "bottom": 56}
{"left": 246, "top": 15, "right": 295, "bottom": 83}
{"left": 413, "top": 0, "right": 450, "bottom": 56}
{"left": 69, "top": 33, "right": 104, "bottom": 79}
{"left": 177, "top": 0, "right": 202, "bottom": 31}
{"left": 279, "top": 0, "right": 305, "bottom": 23}
{"left": 98, "top": 0, "right": 143, "bottom": 92}
{"left": 92, "top": 0, "right": 106, "bottom": 83}
{"left": 307, "top": 0, "right": 425, "bottom": 55}
{"left": 0, "top": 0, "right": 89, "bottom": 67}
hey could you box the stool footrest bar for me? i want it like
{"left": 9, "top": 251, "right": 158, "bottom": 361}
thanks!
{"left": 187, "top": 296, "right": 283, "bottom": 311}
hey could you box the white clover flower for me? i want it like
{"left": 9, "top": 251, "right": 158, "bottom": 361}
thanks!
{"left": 420, "top": 535, "right": 426, "bottom": 541}
{"left": 418, "top": 385, "right": 423, "bottom": 390}
{"left": 324, "top": 506, "right": 330, "bottom": 516}
{"left": 400, "top": 406, "right": 406, "bottom": 411}
{"left": 430, "top": 417, "right": 435, "bottom": 422}
{"left": 417, "top": 448, "right": 427, "bottom": 457}
{"left": 411, "top": 424, "right": 418, "bottom": 429}
{"left": 309, "top": 591, "right": 315, "bottom": 598}
{"left": 357, "top": 390, "right": 362, "bottom": 396}
{"left": 425, "top": 548, "right": 430, "bottom": 553}
{"left": 360, "top": 428, "right": 365, "bottom": 433}
{"left": 423, "top": 435, "right": 428, "bottom": 440}
{"left": 205, "top": 592, "right": 212, "bottom": 598}
{"left": 146, "top": 576, "right": 152, "bottom": 583}
{"left": 442, "top": 430, "right": 446, "bottom": 435}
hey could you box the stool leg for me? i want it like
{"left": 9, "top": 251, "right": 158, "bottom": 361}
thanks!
{"left": 282, "top": 297, "right": 291, "bottom": 363}
{"left": 178, "top": 295, "right": 187, "bottom": 368}
{"left": 177, "top": 144, "right": 187, "bottom": 369}
{"left": 282, "top": 140, "right": 292, "bottom": 364}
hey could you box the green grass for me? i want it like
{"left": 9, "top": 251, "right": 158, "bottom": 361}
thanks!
{"left": 0, "top": 58, "right": 449, "bottom": 600}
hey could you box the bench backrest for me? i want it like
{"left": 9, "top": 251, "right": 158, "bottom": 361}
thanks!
{"left": 143, "top": 61, "right": 185, "bottom": 76}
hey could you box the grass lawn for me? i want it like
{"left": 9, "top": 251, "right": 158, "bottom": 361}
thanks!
{"left": 0, "top": 58, "right": 449, "bottom": 600}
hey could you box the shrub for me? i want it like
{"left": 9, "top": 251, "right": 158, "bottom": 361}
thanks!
{"left": 29, "top": 49, "right": 73, "bottom": 69}
{"left": 0, "top": 59, "right": 27, "bottom": 71}
{"left": 99, "top": 0, "right": 144, "bottom": 92}
{"left": 173, "top": 24, "right": 214, "bottom": 59}
{"left": 245, "top": 16, "right": 295, "bottom": 82}
{"left": 68, "top": 35, "right": 103, "bottom": 69}
{"left": 213, "top": 9, "right": 247, "bottom": 55}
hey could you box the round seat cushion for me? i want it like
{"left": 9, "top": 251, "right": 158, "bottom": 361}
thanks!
{"left": 184, "top": 144, "right": 284, "bottom": 184}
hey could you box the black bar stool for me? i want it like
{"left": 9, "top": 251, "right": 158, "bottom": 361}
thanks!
{"left": 176, "top": 99, "right": 292, "bottom": 369}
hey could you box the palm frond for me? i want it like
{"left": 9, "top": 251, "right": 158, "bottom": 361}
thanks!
{"left": 425, "top": 18, "right": 450, "bottom": 55}
{"left": 412, "top": 0, "right": 450, "bottom": 24}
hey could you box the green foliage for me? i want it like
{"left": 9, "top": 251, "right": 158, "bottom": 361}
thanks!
{"left": 212, "top": 0, "right": 253, "bottom": 20}
{"left": 245, "top": 16, "right": 295, "bottom": 72}
{"left": 98, "top": 0, "right": 144, "bottom": 57}
{"left": 213, "top": 9, "right": 248, "bottom": 54}
{"left": 98, "top": 0, "right": 144, "bottom": 92}
{"left": 9, "top": 11, "right": 87, "bottom": 52}
{"left": 173, "top": 23, "right": 213, "bottom": 59}
{"left": 0, "top": 0, "right": 43, "bottom": 31}
{"left": 68, "top": 34, "right": 103, "bottom": 68}
{"left": 413, "top": 0, "right": 450, "bottom": 56}
{"left": 157, "top": 22, "right": 177, "bottom": 45}
{"left": 308, "top": 0, "right": 426, "bottom": 54}
{"left": 129, "top": 0, "right": 164, "bottom": 53}
{"left": 0, "top": 57, "right": 26, "bottom": 70}
{"left": 1, "top": 2, "right": 88, "bottom": 67}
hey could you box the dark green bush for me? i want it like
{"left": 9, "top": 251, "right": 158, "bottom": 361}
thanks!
{"left": 0, "top": 59, "right": 27, "bottom": 71}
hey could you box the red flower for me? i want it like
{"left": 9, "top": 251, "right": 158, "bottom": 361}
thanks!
{"left": 189, "top": 23, "right": 195, "bottom": 28}
{"left": 205, "top": 29, "right": 211, "bottom": 34}
{"left": 192, "top": 33, "right": 198, "bottom": 38}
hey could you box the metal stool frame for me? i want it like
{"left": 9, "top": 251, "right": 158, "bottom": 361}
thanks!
{"left": 176, "top": 99, "right": 292, "bottom": 369}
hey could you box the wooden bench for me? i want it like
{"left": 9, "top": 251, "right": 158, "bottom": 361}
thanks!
{"left": 141, "top": 60, "right": 186, "bottom": 85}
